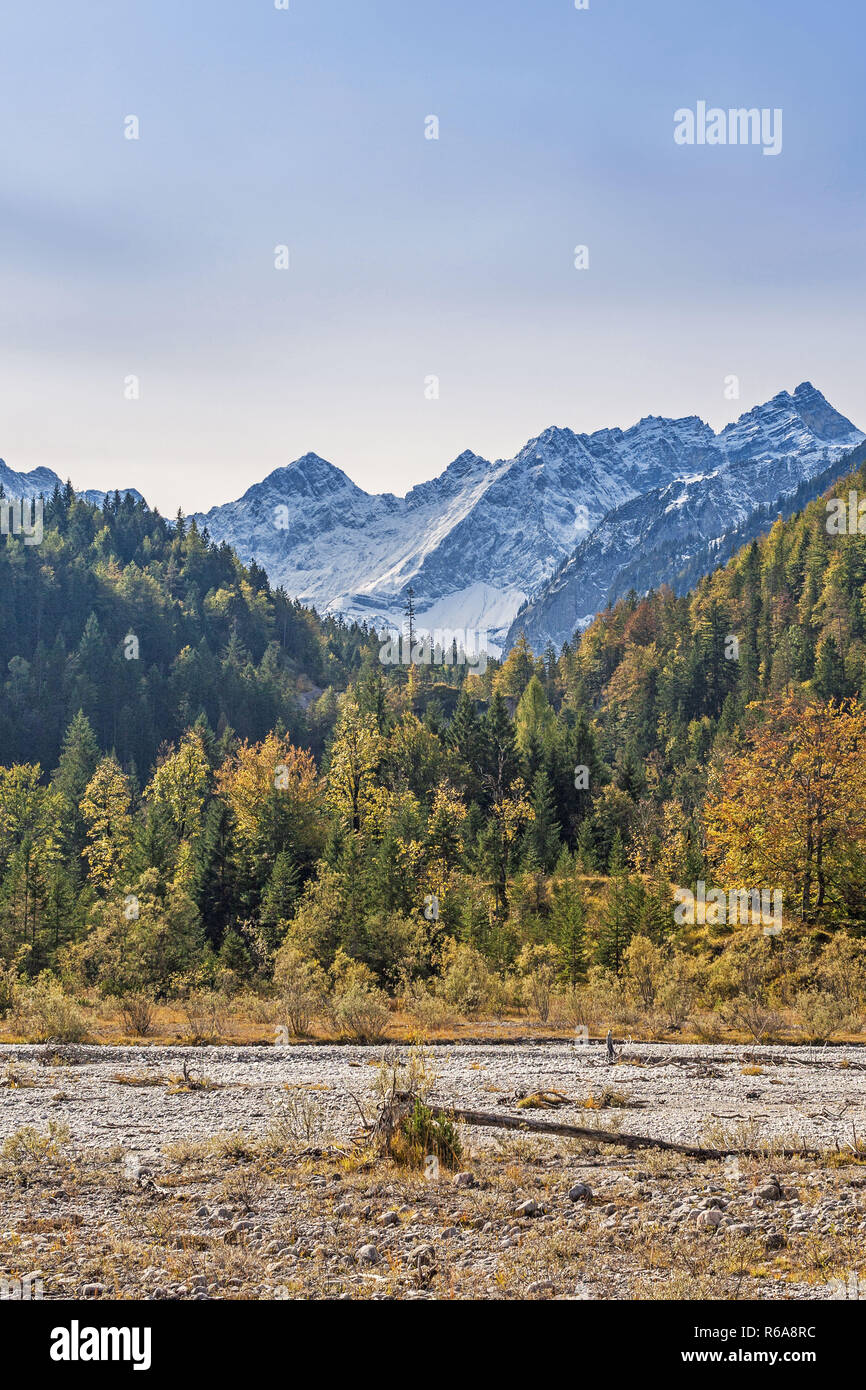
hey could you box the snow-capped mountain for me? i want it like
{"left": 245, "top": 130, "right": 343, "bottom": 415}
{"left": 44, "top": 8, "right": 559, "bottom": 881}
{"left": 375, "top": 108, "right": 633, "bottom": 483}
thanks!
{"left": 0, "top": 458, "right": 143, "bottom": 508}
{"left": 506, "top": 383, "right": 864, "bottom": 652}
{"left": 190, "top": 382, "right": 862, "bottom": 654}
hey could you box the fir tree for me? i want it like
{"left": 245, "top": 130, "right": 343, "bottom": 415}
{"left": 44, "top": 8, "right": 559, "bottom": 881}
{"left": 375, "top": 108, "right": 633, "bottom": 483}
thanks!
{"left": 551, "top": 873, "right": 587, "bottom": 986}
{"left": 524, "top": 768, "right": 561, "bottom": 871}
{"left": 597, "top": 831, "right": 635, "bottom": 973}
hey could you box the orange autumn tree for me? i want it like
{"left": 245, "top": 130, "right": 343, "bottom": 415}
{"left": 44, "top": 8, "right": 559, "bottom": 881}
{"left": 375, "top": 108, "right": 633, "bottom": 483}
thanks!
{"left": 704, "top": 697, "right": 866, "bottom": 923}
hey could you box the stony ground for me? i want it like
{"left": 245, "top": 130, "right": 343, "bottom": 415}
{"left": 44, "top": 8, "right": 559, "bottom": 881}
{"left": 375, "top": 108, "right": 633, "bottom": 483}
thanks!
{"left": 1, "top": 1040, "right": 865, "bottom": 1301}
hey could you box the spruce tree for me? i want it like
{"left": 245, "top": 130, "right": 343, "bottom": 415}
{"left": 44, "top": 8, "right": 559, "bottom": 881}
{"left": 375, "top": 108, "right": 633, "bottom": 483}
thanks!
{"left": 259, "top": 851, "right": 300, "bottom": 950}
{"left": 814, "top": 635, "right": 848, "bottom": 700}
{"left": 52, "top": 710, "right": 100, "bottom": 863}
{"left": 525, "top": 768, "right": 561, "bottom": 870}
{"left": 551, "top": 874, "right": 588, "bottom": 986}
{"left": 481, "top": 692, "right": 521, "bottom": 800}
{"left": 576, "top": 816, "right": 597, "bottom": 872}
{"left": 597, "top": 831, "right": 635, "bottom": 973}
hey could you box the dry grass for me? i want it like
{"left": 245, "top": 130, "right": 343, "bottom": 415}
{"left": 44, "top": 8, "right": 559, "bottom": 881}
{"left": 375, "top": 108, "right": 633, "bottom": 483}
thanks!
{"left": 4, "top": 988, "right": 865, "bottom": 1049}
{"left": 1, "top": 1113, "right": 865, "bottom": 1300}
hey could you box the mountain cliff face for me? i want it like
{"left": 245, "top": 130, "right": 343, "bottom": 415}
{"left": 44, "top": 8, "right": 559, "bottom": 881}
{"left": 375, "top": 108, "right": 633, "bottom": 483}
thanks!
{"left": 189, "top": 383, "right": 862, "bottom": 653}
{"left": 506, "top": 384, "right": 864, "bottom": 651}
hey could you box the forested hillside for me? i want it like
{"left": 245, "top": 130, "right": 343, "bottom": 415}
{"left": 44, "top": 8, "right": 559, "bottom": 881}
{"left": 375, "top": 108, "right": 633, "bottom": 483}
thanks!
{"left": 2, "top": 462, "right": 866, "bottom": 1042}
{"left": 0, "top": 484, "right": 375, "bottom": 774}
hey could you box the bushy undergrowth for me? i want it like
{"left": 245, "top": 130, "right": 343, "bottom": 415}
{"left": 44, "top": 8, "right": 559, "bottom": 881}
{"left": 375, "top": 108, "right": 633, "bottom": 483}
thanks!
{"left": 2, "top": 922, "right": 865, "bottom": 1045}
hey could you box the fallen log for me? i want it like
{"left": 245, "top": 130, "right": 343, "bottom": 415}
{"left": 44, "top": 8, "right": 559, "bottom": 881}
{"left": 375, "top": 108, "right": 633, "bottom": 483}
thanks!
{"left": 429, "top": 1104, "right": 818, "bottom": 1160}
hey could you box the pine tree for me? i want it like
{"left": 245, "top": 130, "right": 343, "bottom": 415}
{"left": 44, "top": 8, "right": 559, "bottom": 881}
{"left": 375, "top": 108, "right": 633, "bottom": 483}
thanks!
{"left": 551, "top": 874, "right": 587, "bottom": 986}
{"left": 576, "top": 816, "right": 597, "bottom": 872}
{"left": 259, "top": 850, "right": 300, "bottom": 950}
{"left": 480, "top": 692, "right": 521, "bottom": 801}
{"left": 524, "top": 768, "right": 561, "bottom": 870}
{"left": 597, "top": 831, "right": 635, "bottom": 973}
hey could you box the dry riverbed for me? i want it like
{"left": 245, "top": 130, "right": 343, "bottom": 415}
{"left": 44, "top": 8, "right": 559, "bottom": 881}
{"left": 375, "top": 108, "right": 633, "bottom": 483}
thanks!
{"left": 1, "top": 1041, "right": 865, "bottom": 1301}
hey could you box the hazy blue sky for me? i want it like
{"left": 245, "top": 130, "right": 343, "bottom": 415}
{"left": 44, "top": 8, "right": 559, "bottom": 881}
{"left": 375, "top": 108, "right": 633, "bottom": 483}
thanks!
{"left": 1, "top": 0, "right": 863, "bottom": 512}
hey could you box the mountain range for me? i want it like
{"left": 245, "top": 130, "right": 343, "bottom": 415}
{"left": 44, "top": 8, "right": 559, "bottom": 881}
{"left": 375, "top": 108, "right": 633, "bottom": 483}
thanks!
{"left": 2, "top": 384, "right": 860, "bottom": 656}
{"left": 507, "top": 384, "right": 866, "bottom": 652}
{"left": 190, "top": 382, "right": 863, "bottom": 653}
{"left": 0, "top": 459, "right": 143, "bottom": 510}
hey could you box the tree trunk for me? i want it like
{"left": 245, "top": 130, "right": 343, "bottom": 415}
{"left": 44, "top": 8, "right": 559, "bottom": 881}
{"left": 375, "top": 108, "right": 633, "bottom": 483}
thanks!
{"left": 430, "top": 1104, "right": 815, "bottom": 1161}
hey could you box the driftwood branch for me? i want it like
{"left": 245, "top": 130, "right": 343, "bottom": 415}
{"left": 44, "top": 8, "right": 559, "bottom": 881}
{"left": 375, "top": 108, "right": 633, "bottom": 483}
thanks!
{"left": 429, "top": 1105, "right": 818, "bottom": 1160}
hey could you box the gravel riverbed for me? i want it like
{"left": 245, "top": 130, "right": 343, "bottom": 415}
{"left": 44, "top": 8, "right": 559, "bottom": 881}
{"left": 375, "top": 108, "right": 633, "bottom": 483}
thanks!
{"left": 1, "top": 1041, "right": 864, "bottom": 1301}
{"left": 1, "top": 1040, "right": 863, "bottom": 1158}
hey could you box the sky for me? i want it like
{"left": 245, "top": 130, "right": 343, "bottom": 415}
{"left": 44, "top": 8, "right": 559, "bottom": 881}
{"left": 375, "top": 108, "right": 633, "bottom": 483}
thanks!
{"left": 1, "top": 0, "right": 864, "bottom": 514}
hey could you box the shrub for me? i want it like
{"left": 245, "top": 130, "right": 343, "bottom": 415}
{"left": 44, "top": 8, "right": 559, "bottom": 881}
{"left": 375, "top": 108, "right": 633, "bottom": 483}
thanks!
{"left": 229, "top": 988, "right": 278, "bottom": 1025}
{"left": 691, "top": 1011, "right": 724, "bottom": 1043}
{"left": 551, "top": 986, "right": 598, "bottom": 1032}
{"left": 181, "top": 990, "right": 227, "bottom": 1041}
{"left": 273, "top": 945, "right": 328, "bottom": 1037}
{"left": 794, "top": 988, "right": 858, "bottom": 1042}
{"left": 265, "top": 1092, "right": 329, "bottom": 1150}
{"left": 330, "top": 952, "right": 389, "bottom": 1042}
{"left": 23, "top": 978, "right": 89, "bottom": 1043}
{"left": 623, "top": 935, "right": 665, "bottom": 1011}
{"left": 485, "top": 971, "right": 520, "bottom": 1020}
{"left": 585, "top": 963, "right": 632, "bottom": 1027}
{"left": 814, "top": 934, "right": 866, "bottom": 1015}
{"left": 116, "top": 992, "right": 156, "bottom": 1037}
{"left": 516, "top": 943, "right": 560, "bottom": 1023}
{"left": 656, "top": 953, "right": 701, "bottom": 1031}
{"left": 393, "top": 1099, "right": 462, "bottom": 1171}
{"left": 720, "top": 994, "right": 784, "bottom": 1043}
{"left": 0, "top": 1121, "right": 71, "bottom": 1185}
{"left": 0, "top": 964, "right": 19, "bottom": 1020}
{"left": 332, "top": 983, "right": 389, "bottom": 1042}
{"left": 438, "top": 940, "right": 491, "bottom": 1015}
{"left": 405, "top": 984, "right": 458, "bottom": 1031}
{"left": 709, "top": 934, "right": 785, "bottom": 1041}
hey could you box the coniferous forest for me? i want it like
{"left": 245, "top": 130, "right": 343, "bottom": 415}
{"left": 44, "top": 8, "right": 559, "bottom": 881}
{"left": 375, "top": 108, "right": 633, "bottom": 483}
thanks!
{"left": 8, "top": 0, "right": 866, "bottom": 1330}
{"left": 2, "top": 456, "right": 866, "bottom": 1045}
